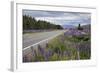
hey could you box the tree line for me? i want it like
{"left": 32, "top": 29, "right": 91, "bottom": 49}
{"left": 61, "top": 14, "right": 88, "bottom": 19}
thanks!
{"left": 23, "top": 15, "right": 63, "bottom": 30}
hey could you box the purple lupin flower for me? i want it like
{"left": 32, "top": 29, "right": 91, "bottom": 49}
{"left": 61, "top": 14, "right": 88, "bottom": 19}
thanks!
{"left": 38, "top": 45, "right": 45, "bottom": 55}
{"left": 37, "top": 45, "right": 51, "bottom": 61}
{"left": 44, "top": 52, "right": 49, "bottom": 61}
{"left": 47, "top": 49, "right": 53, "bottom": 56}
{"left": 46, "top": 43, "right": 49, "bottom": 48}
{"left": 44, "top": 49, "right": 53, "bottom": 61}
{"left": 30, "top": 46, "right": 35, "bottom": 56}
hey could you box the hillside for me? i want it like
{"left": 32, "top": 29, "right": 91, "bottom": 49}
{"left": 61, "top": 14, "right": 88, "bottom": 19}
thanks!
{"left": 61, "top": 25, "right": 75, "bottom": 29}
{"left": 23, "top": 15, "right": 63, "bottom": 30}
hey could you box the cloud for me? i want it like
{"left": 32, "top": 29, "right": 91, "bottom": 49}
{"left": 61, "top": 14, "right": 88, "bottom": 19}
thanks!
{"left": 23, "top": 10, "right": 91, "bottom": 26}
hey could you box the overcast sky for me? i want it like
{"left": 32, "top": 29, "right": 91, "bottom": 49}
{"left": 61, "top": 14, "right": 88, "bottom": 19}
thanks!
{"left": 23, "top": 10, "right": 91, "bottom": 26}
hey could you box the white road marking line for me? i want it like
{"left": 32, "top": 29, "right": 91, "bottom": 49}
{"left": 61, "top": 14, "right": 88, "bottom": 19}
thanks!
{"left": 23, "top": 30, "right": 66, "bottom": 51}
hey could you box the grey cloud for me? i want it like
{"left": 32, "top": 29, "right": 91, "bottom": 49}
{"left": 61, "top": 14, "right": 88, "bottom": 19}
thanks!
{"left": 23, "top": 9, "right": 91, "bottom": 26}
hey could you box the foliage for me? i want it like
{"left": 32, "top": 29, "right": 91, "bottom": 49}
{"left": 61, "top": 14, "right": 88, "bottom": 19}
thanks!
{"left": 23, "top": 15, "right": 63, "bottom": 30}
{"left": 23, "top": 25, "right": 91, "bottom": 62}
{"left": 77, "top": 24, "right": 83, "bottom": 30}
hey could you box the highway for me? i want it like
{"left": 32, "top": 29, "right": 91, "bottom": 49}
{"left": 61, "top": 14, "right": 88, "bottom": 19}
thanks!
{"left": 23, "top": 30, "right": 66, "bottom": 49}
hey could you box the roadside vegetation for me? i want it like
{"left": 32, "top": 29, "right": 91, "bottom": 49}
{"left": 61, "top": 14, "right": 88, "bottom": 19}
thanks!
{"left": 23, "top": 24, "right": 91, "bottom": 62}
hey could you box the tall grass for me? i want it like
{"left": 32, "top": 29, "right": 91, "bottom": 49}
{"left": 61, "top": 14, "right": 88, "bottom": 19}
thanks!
{"left": 23, "top": 30, "right": 91, "bottom": 62}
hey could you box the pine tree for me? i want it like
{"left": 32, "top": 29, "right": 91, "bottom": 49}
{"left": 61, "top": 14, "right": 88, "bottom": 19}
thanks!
{"left": 78, "top": 24, "right": 83, "bottom": 30}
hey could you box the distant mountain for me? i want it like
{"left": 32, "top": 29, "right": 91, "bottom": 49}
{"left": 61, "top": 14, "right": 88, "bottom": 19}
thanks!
{"left": 61, "top": 25, "right": 75, "bottom": 29}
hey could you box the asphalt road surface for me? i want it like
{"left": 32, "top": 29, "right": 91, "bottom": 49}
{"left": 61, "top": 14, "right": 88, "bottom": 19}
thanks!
{"left": 23, "top": 30, "right": 66, "bottom": 49}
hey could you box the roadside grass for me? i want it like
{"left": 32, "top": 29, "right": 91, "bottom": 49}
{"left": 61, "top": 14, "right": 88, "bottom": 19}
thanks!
{"left": 23, "top": 32, "right": 91, "bottom": 62}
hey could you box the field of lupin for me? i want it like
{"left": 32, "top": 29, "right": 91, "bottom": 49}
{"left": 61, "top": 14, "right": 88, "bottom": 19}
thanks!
{"left": 23, "top": 26, "right": 91, "bottom": 62}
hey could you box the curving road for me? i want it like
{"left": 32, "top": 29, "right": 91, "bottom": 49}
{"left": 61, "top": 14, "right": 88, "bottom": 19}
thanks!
{"left": 23, "top": 30, "right": 66, "bottom": 49}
